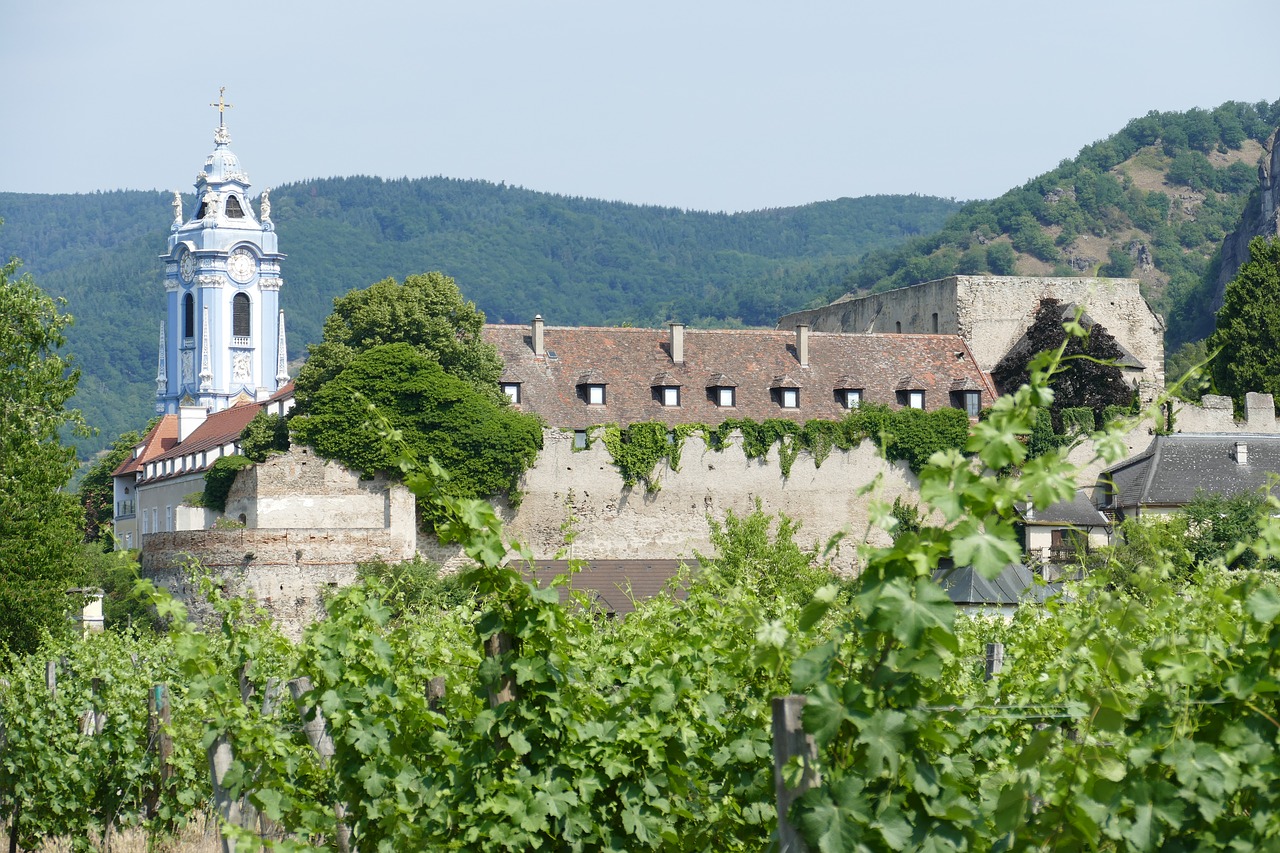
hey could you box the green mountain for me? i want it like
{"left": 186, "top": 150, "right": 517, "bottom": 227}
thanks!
{"left": 826, "top": 100, "right": 1280, "bottom": 350}
{"left": 0, "top": 184, "right": 960, "bottom": 458}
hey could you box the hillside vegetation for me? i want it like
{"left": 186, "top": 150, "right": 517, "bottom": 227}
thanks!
{"left": 830, "top": 100, "right": 1280, "bottom": 348}
{"left": 0, "top": 187, "right": 958, "bottom": 458}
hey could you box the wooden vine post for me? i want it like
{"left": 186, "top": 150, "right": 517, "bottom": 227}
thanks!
{"left": 772, "top": 695, "right": 820, "bottom": 853}
{"left": 484, "top": 632, "right": 518, "bottom": 708}
{"left": 289, "top": 677, "right": 351, "bottom": 853}
{"left": 207, "top": 733, "right": 242, "bottom": 853}
{"left": 146, "top": 684, "right": 173, "bottom": 819}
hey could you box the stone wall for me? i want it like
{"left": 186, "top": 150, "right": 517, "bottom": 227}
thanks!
{"left": 143, "top": 448, "right": 417, "bottom": 638}
{"left": 449, "top": 428, "right": 920, "bottom": 576}
{"left": 142, "top": 527, "right": 412, "bottom": 637}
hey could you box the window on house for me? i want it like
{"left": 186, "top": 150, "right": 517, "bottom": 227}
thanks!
{"left": 931, "top": 312, "right": 939, "bottom": 333}
{"left": 573, "top": 430, "right": 588, "bottom": 450}
{"left": 842, "top": 389, "right": 862, "bottom": 409}
{"left": 661, "top": 386, "right": 680, "bottom": 407}
{"left": 124, "top": 532, "right": 133, "bottom": 549}
{"left": 779, "top": 388, "right": 799, "bottom": 408}
{"left": 895, "top": 321, "right": 902, "bottom": 333}
{"left": 716, "top": 387, "right": 736, "bottom": 407}
{"left": 586, "top": 384, "right": 606, "bottom": 405}
{"left": 501, "top": 382, "right": 521, "bottom": 403}
{"left": 958, "top": 390, "right": 981, "bottom": 417}
{"left": 183, "top": 293, "right": 195, "bottom": 340}
{"left": 900, "top": 390, "right": 925, "bottom": 409}
{"left": 232, "top": 293, "right": 251, "bottom": 340}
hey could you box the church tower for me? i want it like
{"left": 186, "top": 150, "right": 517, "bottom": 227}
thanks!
{"left": 157, "top": 90, "right": 288, "bottom": 414}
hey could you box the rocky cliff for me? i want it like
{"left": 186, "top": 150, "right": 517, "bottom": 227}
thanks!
{"left": 1214, "top": 127, "right": 1280, "bottom": 309}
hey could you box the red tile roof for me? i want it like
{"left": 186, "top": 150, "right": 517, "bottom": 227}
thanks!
{"left": 111, "top": 415, "right": 179, "bottom": 477}
{"left": 483, "top": 324, "right": 995, "bottom": 429}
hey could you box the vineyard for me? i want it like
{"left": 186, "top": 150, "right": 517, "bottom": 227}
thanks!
{"left": 6, "top": 351, "right": 1280, "bottom": 852}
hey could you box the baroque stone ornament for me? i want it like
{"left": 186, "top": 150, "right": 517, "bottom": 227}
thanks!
{"left": 181, "top": 349, "right": 194, "bottom": 384}
{"left": 232, "top": 351, "right": 252, "bottom": 382}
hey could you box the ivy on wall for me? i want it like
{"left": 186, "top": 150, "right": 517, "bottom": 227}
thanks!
{"left": 202, "top": 455, "right": 255, "bottom": 512}
{"left": 583, "top": 405, "right": 973, "bottom": 492}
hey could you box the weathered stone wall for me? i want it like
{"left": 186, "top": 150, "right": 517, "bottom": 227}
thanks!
{"left": 142, "top": 527, "right": 409, "bottom": 637}
{"left": 225, "top": 447, "right": 415, "bottom": 536}
{"left": 779, "top": 276, "right": 1166, "bottom": 402}
{"left": 436, "top": 428, "right": 920, "bottom": 576}
{"left": 1172, "top": 393, "right": 1279, "bottom": 435}
{"left": 143, "top": 448, "right": 417, "bottom": 637}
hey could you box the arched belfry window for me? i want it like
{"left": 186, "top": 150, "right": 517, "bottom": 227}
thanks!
{"left": 183, "top": 293, "right": 195, "bottom": 340}
{"left": 232, "top": 293, "right": 251, "bottom": 341}
{"left": 225, "top": 195, "right": 245, "bottom": 218}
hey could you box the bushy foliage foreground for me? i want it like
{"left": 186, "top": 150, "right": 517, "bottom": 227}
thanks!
{"left": 7, "top": 348, "right": 1280, "bottom": 850}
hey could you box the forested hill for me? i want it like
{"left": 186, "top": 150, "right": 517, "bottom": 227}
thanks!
{"left": 825, "top": 100, "right": 1280, "bottom": 352}
{"left": 0, "top": 184, "right": 960, "bottom": 458}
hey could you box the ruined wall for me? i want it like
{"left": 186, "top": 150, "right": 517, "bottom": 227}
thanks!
{"left": 143, "top": 448, "right": 417, "bottom": 638}
{"left": 224, "top": 447, "right": 415, "bottom": 535}
{"left": 141, "top": 527, "right": 412, "bottom": 637}
{"left": 1171, "top": 393, "right": 1279, "bottom": 434}
{"left": 779, "top": 276, "right": 1166, "bottom": 402}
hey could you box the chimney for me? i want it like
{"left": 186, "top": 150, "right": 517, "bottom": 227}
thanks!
{"left": 796, "top": 323, "right": 810, "bottom": 368}
{"left": 178, "top": 404, "right": 207, "bottom": 442}
{"left": 532, "top": 314, "right": 545, "bottom": 358}
{"left": 669, "top": 321, "right": 685, "bottom": 365}
{"left": 1235, "top": 441, "right": 1249, "bottom": 465}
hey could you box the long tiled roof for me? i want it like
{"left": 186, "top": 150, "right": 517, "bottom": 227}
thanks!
{"left": 483, "top": 324, "right": 994, "bottom": 429}
{"left": 137, "top": 402, "right": 265, "bottom": 483}
{"left": 1100, "top": 433, "right": 1280, "bottom": 509}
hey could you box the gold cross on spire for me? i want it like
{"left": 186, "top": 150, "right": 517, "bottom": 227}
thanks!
{"left": 209, "top": 87, "right": 233, "bottom": 126}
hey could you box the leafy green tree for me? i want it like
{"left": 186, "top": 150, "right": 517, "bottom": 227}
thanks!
{"left": 238, "top": 411, "right": 290, "bottom": 462}
{"left": 293, "top": 271, "right": 505, "bottom": 412}
{"left": 0, "top": 254, "right": 87, "bottom": 654}
{"left": 77, "top": 428, "right": 143, "bottom": 546}
{"left": 991, "top": 297, "right": 1133, "bottom": 427}
{"left": 986, "top": 241, "right": 1017, "bottom": 275}
{"left": 290, "top": 342, "right": 542, "bottom": 525}
{"left": 1208, "top": 237, "right": 1280, "bottom": 407}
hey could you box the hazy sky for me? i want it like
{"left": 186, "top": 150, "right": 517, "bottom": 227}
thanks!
{"left": 3, "top": 0, "right": 1278, "bottom": 212}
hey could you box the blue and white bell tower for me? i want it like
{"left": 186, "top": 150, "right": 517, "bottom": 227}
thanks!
{"left": 156, "top": 89, "right": 289, "bottom": 414}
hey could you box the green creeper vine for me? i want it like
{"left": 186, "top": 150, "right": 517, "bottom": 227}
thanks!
{"left": 589, "top": 406, "right": 972, "bottom": 490}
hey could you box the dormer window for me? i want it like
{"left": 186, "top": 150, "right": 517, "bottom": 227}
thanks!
{"left": 956, "top": 390, "right": 981, "bottom": 416}
{"left": 949, "top": 378, "right": 984, "bottom": 417}
{"left": 501, "top": 382, "right": 521, "bottom": 404}
{"left": 896, "top": 376, "right": 925, "bottom": 410}
{"left": 771, "top": 374, "right": 800, "bottom": 409}
{"left": 587, "top": 385, "right": 606, "bottom": 405}
{"left": 842, "top": 389, "right": 863, "bottom": 409}
{"left": 651, "top": 372, "right": 681, "bottom": 407}
{"left": 707, "top": 373, "right": 738, "bottom": 408}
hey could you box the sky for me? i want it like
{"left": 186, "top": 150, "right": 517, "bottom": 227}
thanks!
{"left": 3, "top": 0, "right": 1278, "bottom": 213}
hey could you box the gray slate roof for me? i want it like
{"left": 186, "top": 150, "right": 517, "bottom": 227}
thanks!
{"left": 1099, "top": 433, "right": 1280, "bottom": 510}
{"left": 1016, "top": 490, "right": 1111, "bottom": 528}
{"left": 933, "top": 561, "right": 1056, "bottom": 606}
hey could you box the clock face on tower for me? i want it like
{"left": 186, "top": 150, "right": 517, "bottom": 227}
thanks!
{"left": 179, "top": 250, "right": 195, "bottom": 283}
{"left": 228, "top": 248, "right": 256, "bottom": 284}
